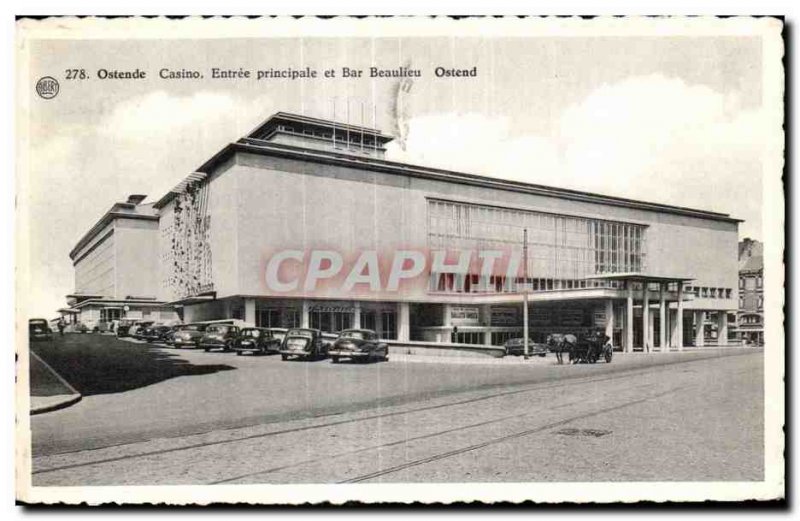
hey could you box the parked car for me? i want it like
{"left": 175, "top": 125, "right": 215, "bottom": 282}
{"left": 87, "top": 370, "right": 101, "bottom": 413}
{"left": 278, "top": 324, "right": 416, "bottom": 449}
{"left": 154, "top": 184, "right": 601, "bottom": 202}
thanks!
{"left": 116, "top": 318, "right": 138, "bottom": 338}
{"left": 279, "top": 328, "right": 329, "bottom": 361}
{"left": 162, "top": 325, "right": 183, "bottom": 346}
{"left": 130, "top": 321, "right": 155, "bottom": 340}
{"left": 144, "top": 324, "right": 173, "bottom": 343}
{"left": 200, "top": 324, "right": 241, "bottom": 352}
{"left": 504, "top": 338, "right": 548, "bottom": 357}
{"left": 329, "top": 329, "right": 388, "bottom": 363}
{"left": 172, "top": 324, "right": 208, "bottom": 349}
{"left": 232, "top": 327, "right": 283, "bottom": 356}
{"left": 263, "top": 327, "right": 288, "bottom": 345}
{"left": 29, "top": 319, "right": 53, "bottom": 341}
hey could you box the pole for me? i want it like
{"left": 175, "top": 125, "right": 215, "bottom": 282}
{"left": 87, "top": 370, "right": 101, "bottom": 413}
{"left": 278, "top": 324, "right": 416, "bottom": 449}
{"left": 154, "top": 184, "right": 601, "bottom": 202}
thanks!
{"left": 360, "top": 101, "right": 365, "bottom": 153}
{"left": 332, "top": 98, "right": 336, "bottom": 149}
{"left": 346, "top": 98, "right": 350, "bottom": 150}
{"left": 373, "top": 102, "right": 378, "bottom": 155}
{"left": 523, "top": 228, "right": 529, "bottom": 359}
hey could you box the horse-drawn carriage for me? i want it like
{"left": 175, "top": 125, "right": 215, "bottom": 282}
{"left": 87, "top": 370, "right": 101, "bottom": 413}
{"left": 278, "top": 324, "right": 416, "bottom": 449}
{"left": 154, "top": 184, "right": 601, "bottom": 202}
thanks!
{"left": 546, "top": 330, "right": 613, "bottom": 364}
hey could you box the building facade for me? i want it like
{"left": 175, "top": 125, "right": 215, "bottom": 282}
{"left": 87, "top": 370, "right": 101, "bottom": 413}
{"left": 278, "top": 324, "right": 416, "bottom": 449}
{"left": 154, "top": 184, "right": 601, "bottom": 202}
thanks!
{"left": 736, "top": 238, "right": 764, "bottom": 345}
{"left": 62, "top": 194, "right": 179, "bottom": 331}
{"left": 145, "top": 112, "right": 741, "bottom": 351}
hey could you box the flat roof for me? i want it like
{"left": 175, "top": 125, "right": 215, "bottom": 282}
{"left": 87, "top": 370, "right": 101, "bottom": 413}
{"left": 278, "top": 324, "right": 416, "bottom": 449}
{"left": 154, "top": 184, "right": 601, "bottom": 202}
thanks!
{"left": 68, "top": 297, "right": 172, "bottom": 310}
{"left": 69, "top": 202, "right": 158, "bottom": 260}
{"left": 153, "top": 112, "right": 742, "bottom": 224}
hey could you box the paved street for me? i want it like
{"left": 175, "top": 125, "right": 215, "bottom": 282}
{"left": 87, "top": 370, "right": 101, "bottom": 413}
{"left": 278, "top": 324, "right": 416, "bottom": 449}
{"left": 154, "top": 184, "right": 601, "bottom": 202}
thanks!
{"left": 30, "top": 334, "right": 763, "bottom": 485}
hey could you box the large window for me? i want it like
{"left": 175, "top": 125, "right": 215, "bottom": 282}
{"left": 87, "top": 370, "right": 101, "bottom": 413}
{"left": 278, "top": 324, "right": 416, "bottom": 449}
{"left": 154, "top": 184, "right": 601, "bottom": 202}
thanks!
{"left": 256, "top": 306, "right": 300, "bottom": 328}
{"left": 362, "top": 309, "right": 397, "bottom": 340}
{"left": 427, "top": 199, "right": 647, "bottom": 293}
{"left": 309, "top": 306, "right": 353, "bottom": 334}
{"left": 100, "top": 308, "right": 121, "bottom": 322}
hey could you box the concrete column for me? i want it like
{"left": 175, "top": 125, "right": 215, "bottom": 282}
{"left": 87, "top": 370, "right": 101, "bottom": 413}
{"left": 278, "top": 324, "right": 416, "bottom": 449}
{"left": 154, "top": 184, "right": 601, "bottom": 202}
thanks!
{"left": 694, "top": 310, "right": 705, "bottom": 347}
{"left": 642, "top": 283, "right": 650, "bottom": 352}
{"left": 244, "top": 298, "right": 256, "bottom": 327}
{"left": 301, "top": 300, "right": 310, "bottom": 328}
{"left": 626, "top": 282, "right": 634, "bottom": 353}
{"left": 717, "top": 312, "right": 729, "bottom": 346}
{"left": 397, "top": 302, "right": 410, "bottom": 342}
{"left": 353, "top": 302, "right": 362, "bottom": 329}
{"left": 676, "top": 285, "right": 684, "bottom": 351}
{"left": 604, "top": 299, "right": 614, "bottom": 339}
{"left": 659, "top": 284, "right": 667, "bottom": 352}
{"left": 669, "top": 309, "right": 678, "bottom": 348}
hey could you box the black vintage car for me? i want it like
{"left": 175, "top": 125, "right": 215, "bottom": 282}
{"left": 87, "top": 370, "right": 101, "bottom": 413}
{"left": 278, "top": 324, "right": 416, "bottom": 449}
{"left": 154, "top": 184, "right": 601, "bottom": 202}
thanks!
{"left": 162, "top": 325, "right": 183, "bottom": 346}
{"left": 172, "top": 323, "right": 207, "bottom": 349}
{"left": 143, "top": 325, "right": 173, "bottom": 343}
{"left": 200, "top": 324, "right": 240, "bottom": 352}
{"left": 232, "top": 327, "right": 283, "bottom": 356}
{"left": 504, "top": 338, "right": 548, "bottom": 357}
{"left": 329, "top": 329, "right": 388, "bottom": 363}
{"left": 131, "top": 321, "right": 155, "bottom": 340}
{"left": 279, "top": 328, "right": 329, "bottom": 361}
{"left": 29, "top": 319, "right": 53, "bottom": 342}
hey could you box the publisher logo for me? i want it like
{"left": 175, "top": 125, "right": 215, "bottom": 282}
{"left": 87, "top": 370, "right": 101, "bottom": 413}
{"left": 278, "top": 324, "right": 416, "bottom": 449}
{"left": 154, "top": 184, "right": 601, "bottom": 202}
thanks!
{"left": 35, "top": 76, "right": 59, "bottom": 100}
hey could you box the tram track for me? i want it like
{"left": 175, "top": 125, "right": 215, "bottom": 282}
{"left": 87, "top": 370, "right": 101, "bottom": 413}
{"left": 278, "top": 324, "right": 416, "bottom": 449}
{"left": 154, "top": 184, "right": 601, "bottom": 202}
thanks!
{"left": 33, "top": 351, "right": 756, "bottom": 478}
{"left": 340, "top": 386, "right": 683, "bottom": 483}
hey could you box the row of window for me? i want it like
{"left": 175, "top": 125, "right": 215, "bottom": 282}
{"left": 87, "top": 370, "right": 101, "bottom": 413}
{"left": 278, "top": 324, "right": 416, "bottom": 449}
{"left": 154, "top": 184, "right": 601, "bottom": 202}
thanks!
{"left": 75, "top": 236, "right": 115, "bottom": 296}
{"left": 739, "top": 275, "right": 763, "bottom": 290}
{"left": 685, "top": 286, "right": 733, "bottom": 300}
{"left": 739, "top": 295, "right": 764, "bottom": 311}
{"left": 427, "top": 200, "right": 647, "bottom": 282}
{"left": 255, "top": 305, "right": 398, "bottom": 340}
{"left": 270, "top": 124, "right": 381, "bottom": 149}
{"left": 430, "top": 273, "right": 628, "bottom": 294}
{"left": 739, "top": 314, "right": 763, "bottom": 325}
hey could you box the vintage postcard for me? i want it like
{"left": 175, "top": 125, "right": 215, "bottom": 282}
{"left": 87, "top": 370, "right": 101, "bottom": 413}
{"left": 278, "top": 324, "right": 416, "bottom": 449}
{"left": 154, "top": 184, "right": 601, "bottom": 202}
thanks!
{"left": 14, "top": 16, "right": 784, "bottom": 505}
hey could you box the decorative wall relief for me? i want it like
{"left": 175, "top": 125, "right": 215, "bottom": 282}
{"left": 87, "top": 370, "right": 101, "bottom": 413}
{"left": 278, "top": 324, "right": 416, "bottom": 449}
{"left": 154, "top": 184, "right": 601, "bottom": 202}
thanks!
{"left": 167, "top": 178, "right": 213, "bottom": 299}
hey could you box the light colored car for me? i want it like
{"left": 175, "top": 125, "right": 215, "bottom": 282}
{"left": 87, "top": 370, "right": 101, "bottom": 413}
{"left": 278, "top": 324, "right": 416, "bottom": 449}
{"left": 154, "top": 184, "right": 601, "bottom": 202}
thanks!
{"left": 172, "top": 324, "right": 207, "bottom": 348}
{"left": 200, "top": 324, "right": 240, "bottom": 352}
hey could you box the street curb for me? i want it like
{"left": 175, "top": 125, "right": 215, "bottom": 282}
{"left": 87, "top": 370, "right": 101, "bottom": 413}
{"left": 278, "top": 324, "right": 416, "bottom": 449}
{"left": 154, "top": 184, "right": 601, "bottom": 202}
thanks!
{"left": 29, "top": 350, "right": 82, "bottom": 415}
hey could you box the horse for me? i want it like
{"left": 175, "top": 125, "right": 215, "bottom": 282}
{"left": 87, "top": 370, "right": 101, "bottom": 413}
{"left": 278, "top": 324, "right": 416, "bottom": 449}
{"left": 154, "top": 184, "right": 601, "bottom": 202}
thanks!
{"left": 546, "top": 333, "right": 578, "bottom": 365}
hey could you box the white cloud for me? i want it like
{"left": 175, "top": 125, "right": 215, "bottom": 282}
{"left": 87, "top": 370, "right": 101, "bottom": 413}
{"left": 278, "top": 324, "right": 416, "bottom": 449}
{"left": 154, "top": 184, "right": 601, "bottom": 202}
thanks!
{"left": 388, "top": 74, "right": 765, "bottom": 239}
{"left": 26, "top": 91, "right": 275, "bottom": 318}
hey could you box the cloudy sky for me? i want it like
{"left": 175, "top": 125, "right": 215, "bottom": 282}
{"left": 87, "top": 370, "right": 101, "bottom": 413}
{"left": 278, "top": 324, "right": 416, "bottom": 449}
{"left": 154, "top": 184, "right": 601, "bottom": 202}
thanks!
{"left": 23, "top": 34, "right": 769, "bottom": 318}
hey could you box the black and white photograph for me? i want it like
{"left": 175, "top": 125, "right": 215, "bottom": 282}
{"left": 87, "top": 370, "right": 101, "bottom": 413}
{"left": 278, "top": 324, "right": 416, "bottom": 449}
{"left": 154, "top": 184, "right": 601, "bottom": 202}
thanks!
{"left": 13, "top": 16, "right": 784, "bottom": 505}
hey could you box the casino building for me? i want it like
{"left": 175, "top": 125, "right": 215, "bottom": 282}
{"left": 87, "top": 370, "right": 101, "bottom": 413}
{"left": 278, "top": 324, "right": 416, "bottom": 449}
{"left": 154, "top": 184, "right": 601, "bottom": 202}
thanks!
{"left": 66, "top": 111, "right": 741, "bottom": 351}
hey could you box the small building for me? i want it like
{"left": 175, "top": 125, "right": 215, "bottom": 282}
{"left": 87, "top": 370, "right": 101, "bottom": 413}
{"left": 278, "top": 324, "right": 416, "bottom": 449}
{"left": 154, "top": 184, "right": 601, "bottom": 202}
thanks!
{"left": 61, "top": 194, "right": 179, "bottom": 331}
{"left": 736, "top": 238, "right": 764, "bottom": 345}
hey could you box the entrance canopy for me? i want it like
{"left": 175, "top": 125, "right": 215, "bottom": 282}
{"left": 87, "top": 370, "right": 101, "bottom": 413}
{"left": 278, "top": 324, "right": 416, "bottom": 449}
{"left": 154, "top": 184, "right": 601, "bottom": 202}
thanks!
{"left": 166, "top": 292, "right": 216, "bottom": 307}
{"left": 585, "top": 273, "right": 694, "bottom": 284}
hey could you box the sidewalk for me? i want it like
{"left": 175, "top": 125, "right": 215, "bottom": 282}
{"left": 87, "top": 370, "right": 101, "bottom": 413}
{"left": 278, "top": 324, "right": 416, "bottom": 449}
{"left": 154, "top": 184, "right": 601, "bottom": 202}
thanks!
{"left": 388, "top": 346, "right": 760, "bottom": 366}
{"left": 29, "top": 350, "right": 82, "bottom": 415}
